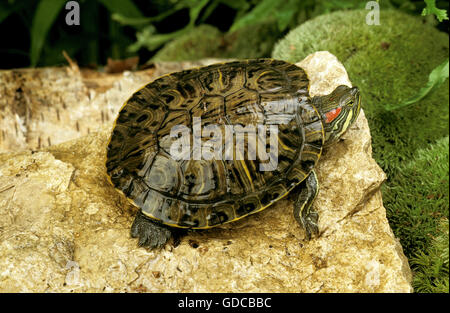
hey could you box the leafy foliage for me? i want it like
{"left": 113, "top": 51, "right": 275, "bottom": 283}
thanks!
{"left": 115, "top": 0, "right": 377, "bottom": 58}
{"left": 151, "top": 20, "right": 281, "bottom": 61}
{"left": 30, "top": 0, "right": 67, "bottom": 66}
{"left": 127, "top": 0, "right": 210, "bottom": 52}
{"left": 97, "top": 0, "right": 142, "bottom": 18}
{"left": 229, "top": 0, "right": 281, "bottom": 32}
{"left": 0, "top": 0, "right": 143, "bottom": 67}
{"left": 1, "top": 0, "right": 448, "bottom": 67}
{"left": 229, "top": 0, "right": 368, "bottom": 32}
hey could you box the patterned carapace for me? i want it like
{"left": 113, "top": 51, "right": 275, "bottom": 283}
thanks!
{"left": 106, "top": 59, "right": 325, "bottom": 229}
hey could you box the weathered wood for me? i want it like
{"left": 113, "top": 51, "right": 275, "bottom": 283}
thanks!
{"left": 0, "top": 59, "right": 224, "bottom": 153}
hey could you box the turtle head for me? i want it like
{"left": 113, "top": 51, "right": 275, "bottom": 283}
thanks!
{"left": 314, "top": 85, "right": 361, "bottom": 146}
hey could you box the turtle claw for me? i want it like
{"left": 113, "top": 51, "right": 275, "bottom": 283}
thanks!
{"left": 301, "top": 211, "right": 319, "bottom": 240}
{"left": 131, "top": 210, "right": 172, "bottom": 249}
{"left": 293, "top": 171, "right": 320, "bottom": 241}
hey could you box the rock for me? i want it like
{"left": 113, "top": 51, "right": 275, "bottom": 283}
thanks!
{"left": 0, "top": 52, "right": 412, "bottom": 292}
{"left": 151, "top": 25, "right": 224, "bottom": 62}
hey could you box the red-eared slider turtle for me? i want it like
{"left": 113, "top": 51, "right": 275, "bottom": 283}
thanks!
{"left": 106, "top": 59, "right": 361, "bottom": 248}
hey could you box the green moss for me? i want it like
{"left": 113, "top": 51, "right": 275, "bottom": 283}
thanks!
{"left": 383, "top": 137, "right": 449, "bottom": 257}
{"left": 272, "top": 9, "right": 449, "bottom": 175}
{"left": 152, "top": 21, "right": 282, "bottom": 62}
{"left": 224, "top": 20, "right": 282, "bottom": 59}
{"left": 151, "top": 25, "right": 222, "bottom": 62}
{"left": 411, "top": 218, "right": 449, "bottom": 293}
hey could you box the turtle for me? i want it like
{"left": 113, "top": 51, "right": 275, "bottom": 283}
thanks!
{"left": 105, "top": 58, "right": 361, "bottom": 249}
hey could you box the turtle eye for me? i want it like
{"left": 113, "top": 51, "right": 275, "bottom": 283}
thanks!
{"left": 347, "top": 100, "right": 354, "bottom": 107}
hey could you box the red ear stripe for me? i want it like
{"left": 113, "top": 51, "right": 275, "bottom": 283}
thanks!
{"left": 325, "top": 107, "right": 342, "bottom": 123}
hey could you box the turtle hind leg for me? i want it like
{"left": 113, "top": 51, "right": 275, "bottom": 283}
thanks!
{"left": 293, "top": 170, "right": 320, "bottom": 240}
{"left": 131, "top": 210, "right": 173, "bottom": 249}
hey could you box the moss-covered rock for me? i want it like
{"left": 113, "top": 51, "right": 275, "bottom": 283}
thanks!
{"left": 151, "top": 25, "right": 223, "bottom": 62}
{"left": 272, "top": 9, "right": 449, "bottom": 176}
{"left": 152, "top": 21, "right": 282, "bottom": 62}
{"left": 223, "top": 20, "right": 281, "bottom": 59}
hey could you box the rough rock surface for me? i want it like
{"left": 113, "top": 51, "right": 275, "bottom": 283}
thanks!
{"left": 0, "top": 52, "right": 412, "bottom": 292}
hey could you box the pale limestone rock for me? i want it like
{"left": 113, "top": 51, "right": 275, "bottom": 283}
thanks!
{"left": 297, "top": 51, "right": 353, "bottom": 96}
{"left": 0, "top": 52, "right": 412, "bottom": 292}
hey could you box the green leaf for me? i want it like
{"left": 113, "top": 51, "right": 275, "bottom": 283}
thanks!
{"left": 422, "top": 0, "right": 448, "bottom": 22}
{"left": 188, "top": 0, "right": 210, "bottom": 26}
{"left": 97, "top": 0, "right": 142, "bottom": 18}
{"left": 386, "top": 59, "right": 449, "bottom": 110}
{"left": 30, "top": 0, "right": 66, "bottom": 67}
{"left": 112, "top": 0, "right": 209, "bottom": 28}
{"left": 112, "top": 9, "right": 176, "bottom": 27}
{"left": 198, "top": 0, "right": 219, "bottom": 23}
{"left": 128, "top": 25, "right": 188, "bottom": 52}
{"left": 275, "top": 0, "right": 300, "bottom": 32}
{"left": 112, "top": 0, "right": 189, "bottom": 27}
{"left": 126, "top": 0, "right": 209, "bottom": 52}
{"left": 229, "top": 0, "right": 281, "bottom": 33}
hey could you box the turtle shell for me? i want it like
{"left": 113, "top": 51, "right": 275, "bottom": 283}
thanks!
{"left": 106, "top": 59, "right": 324, "bottom": 228}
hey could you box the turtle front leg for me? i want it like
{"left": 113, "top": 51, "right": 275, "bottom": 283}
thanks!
{"left": 131, "top": 210, "right": 173, "bottom": 248}
{"left": 293, "top": 170, "right": 319, "bottom": 240}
